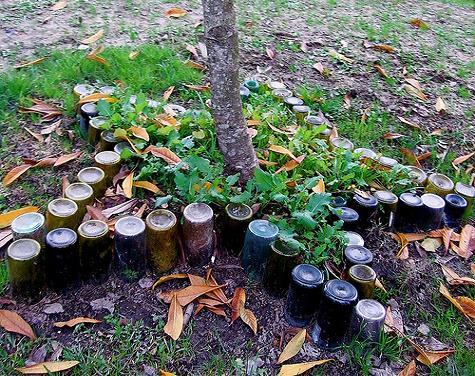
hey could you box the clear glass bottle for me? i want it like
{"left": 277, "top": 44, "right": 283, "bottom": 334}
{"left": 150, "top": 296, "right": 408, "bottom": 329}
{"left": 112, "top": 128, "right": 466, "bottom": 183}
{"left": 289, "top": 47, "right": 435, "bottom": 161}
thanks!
{"left": 11, "top": 212, "right": 46, "bottom": 246}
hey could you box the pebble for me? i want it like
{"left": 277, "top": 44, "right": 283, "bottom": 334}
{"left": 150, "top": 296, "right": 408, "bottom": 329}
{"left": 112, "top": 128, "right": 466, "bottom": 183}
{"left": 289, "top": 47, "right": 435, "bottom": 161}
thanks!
{"left": 418, "top": 323, "right": 430, "bottom": 336}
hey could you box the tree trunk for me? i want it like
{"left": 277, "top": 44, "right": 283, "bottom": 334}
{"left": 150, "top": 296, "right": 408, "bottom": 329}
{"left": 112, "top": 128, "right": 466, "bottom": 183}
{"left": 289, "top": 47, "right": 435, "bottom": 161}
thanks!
{"left": 202, "top": 0, "right": 257, "bottom": 182}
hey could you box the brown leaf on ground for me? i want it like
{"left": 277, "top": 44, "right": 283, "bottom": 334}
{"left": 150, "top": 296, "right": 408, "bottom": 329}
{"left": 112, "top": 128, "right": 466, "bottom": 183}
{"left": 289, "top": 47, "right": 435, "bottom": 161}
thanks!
{"left": 455, "top": 296, "right": 475, "bottom": 319}
{"left": 383, "top": 133, "right": 404, "bottom": 140}
{"left": 184, "top": 84, "right": 210, "bottom": 92}
{"left": 410, "top": 18, "right": 429, "bottom": 29}
{"left": 81, "top": 29, "right": 104, "bottom": 44}
{"left": 421, "top": 237, "right": 442, "bottom": 252}
{"left": 165, "top": 7, "right": 188, "bottom": 18}
{"left": 364, "top": 41, "right": 395, "bottom": 53}
{"left": 145, "top": 146, "right": 182, "bottom": 165}
{"left": 329, "top": 49, "right": 354, "bottom": 63}
{"left": 133, "top": 181, "right": 164, "bottom": 195}
{"left": 122, "top": 171, "right": 134, "bottom": 199}
{"left": 15, "top": 57, "right": 48, "bottom": 69}
{"left": 403, "top": 84, "right": 427, "bottom": 101}
{"left": 240, "top": 308, "right": 258, "bottom": 335}
{"left": 175, "top": 285, "right": 225, "bottom": 306}
{"left": 277, "top": 359, "right": 333, "bottom": 376}
{"left": 86, "top": 205, "right": 108, "bottom": 223}
{"left": 3, "top": 165, "right": 32, "bottom": 186}
{"left": 129, "top": 51, "right": 140, "bottom": 60}
{"left": 164, "top": 294, "right": 183, "bottom": 340}
{"left": 78, "top": 93, "right": 117, "bottom": 105}
{"left": 277, "top": 328, "right": 306, "bottom": 364}
{"left": 435, "top": 97, "right": 447, "bottom": 113}
{"left": 312, "top": 179, "right": 325, "bottom": 194}
{"left": 102, "top": 199, "right": 138, "bottom": 219}
{"left": 54, "top": 317, "right": 101, "bottom": 328}
{"left": 459, "top": 225, "right": 475, "bottom": 257}
{"left": 269, "top": 145, "right": 298, "bottom": 161}
{"left": 129, "top": 126, "right": 149, "bottom": 142}
{"left": 400, "top": 147, "right": 422, "bottom": 168}
{"left": 397, "top": 116, "right": 420, "bottom": 129}
{"left": 439, "top": 283, "right": 472, "bottom": 319}
{"left": 416, "top": 349, "right": 454, "bottom": 366}
{"left": 186, "top": 45, "right": 199, "bottom": 60}
{"left": 159, "top": 371, "right": 177, "bottom": 376}
{"left": 18, "top": 99, "right": 62, "bottom": 121}
{"left": 266, "top": 47, "right": 275, "bottom": 59}
{"left": 374, "top": 64, "right": 389, "bottom": 78}
{"left": 384, "top": 305, "right": 404, "bottom": 335}
{"left": 274, "top": 155, "right": 305, "bottom": 174}
{"left": 231, "top": 288, "right": 245, "bottom": 323}
{"left": 163, "top": 86, "right": 175, "bottom": 101}
{"left": 452, "top": 151, "right": 475, "bottom": 167}
{"left": 51, "top": 0, "right": 67, "bottom": 11}
{"left": 440, "top": 264, "right": 475, "bottom": 286}
{"left": 0, "top": 206, "right": 39, "bottom": 229}
{"left": 0, "top": 310, "right": 36, "bottom": 340}
{"left": 54, "top": 151, "right": 82, "bottom": 167}
{"left": 16, "top": 361, "right": 79, "bottom": 374}
{"left": 416, "top": 151, "right": 432, "bottom": 162}
{"left": 397, "top": 360, "right": 416, "bottom": 376}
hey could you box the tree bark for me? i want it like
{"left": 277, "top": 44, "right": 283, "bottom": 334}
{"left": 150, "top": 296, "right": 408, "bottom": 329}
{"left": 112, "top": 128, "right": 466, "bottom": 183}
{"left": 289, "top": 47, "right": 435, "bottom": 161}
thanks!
{"left": 202, "top": 0, "right": 257, "bottom": 182}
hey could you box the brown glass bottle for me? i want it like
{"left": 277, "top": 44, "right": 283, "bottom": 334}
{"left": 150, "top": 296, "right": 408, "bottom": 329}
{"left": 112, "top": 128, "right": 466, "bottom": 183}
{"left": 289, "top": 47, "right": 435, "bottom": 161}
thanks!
{"left": 146, "top": 209, "right": 178, "bottom": 273}
{"left": 347, "top": 264, "right": 376, "bottom": 299}
{"left": 113, "top": 216, "right": 146, "bottom": 282}
{"left": 45, "top": 228, "right": 80, "bottom": 291}
{"left": 78, "top": 220, "right": 112, "bottom": 283}
{"left": 7, "top": 239, "right": 44, "bottom": 298}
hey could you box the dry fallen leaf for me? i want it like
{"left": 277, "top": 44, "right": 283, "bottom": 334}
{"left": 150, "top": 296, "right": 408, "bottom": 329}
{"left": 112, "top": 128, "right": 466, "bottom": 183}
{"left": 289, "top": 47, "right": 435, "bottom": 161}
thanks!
{"left": 54, "top": 151, "right": 82, "bottom": 167}
{"left": 439, "top": 283, "right": 471, "bottom": 319}
{"left": 312, "top": 179, "right": 325, "bottom": 194}
{"left": 266, "top": 47, "right": 275, "bottom": 60}
{"left": 0, "top": 310, "right": 36, "bottom": 340}
{"left": 230, "top": 288, "right": 246, "bottom": 323}
{"left": 274, "top": 155, "right": 306, "bottom": 174}
{"left": 384, "top": 133, "right": 404, "bottom": 140}
{"left": 175, "top": 285, "right": 224, "bottom": 306}
{"left": 240, "top": 308, "right": 258, "bottom": 335}
{"left": 384, "top": 305, "right": 404, "bottom": 335}
{"left": 81, "top": 29, "right": 104, "bottom": 44}
{"left": 277, "top": 328, "right": 306, "bottom": 364}
{"left": 14, "top": 57, "right": 48, "bottom": 69}
{"left": 18, "top": 99, "right": 62, "bottom": 121}
{"left": 269, "top": 145, "right": 299, "bottom": 161}
{"left": 329, "top": 49, "right": 354, "bottom": 63}
{"left": 363, "top": 41, "right": 395, "bottom": 53}
{"left": 132, "top": 181, "right": 163, "bottom": 195}
{"left": 416, "top": 348, "right": 454, "bottom": 366}
{"left": 145, "top": 146, "right": 182, "bottom": 165}
{"left": 0, "top": 206, "right": 39, "bottom": 229}
{"left": 152, "top": 274, "right": 188, "bottom": 289}
{"left": 410, "top": 18, "right": 429, "bottom": 29}
{"left": 184, "top": 84, "right": 210, "bottom": 92}
{"left": 374, "top": 64, "right": 389, "bottom": 78}
{"left": 54, "top": 317, "right": 101, "bottom": 328}
{"left": 397, "top": 360, "right": 416, "bottom": 376}
{"left": 400, "top": 147, "right": 422, "bottom": 168}
{"left": 441, "top": 264, "right": 475, "bottom": 286}
{"left": 278, "top": 359, "right": 333, "bottom": 376}
{"left": 403, "top": 84, "right": 427, "bottom": 101}
{"left": 3, "top": 164, "right": 33, "bottom": 186}
{"left": 164, "top": 294, "right": 183, "bottom": 340}
{"left": 122, "top": 171, "right": 134, "bottom": 199}
{"left": 397, "top": 116, "right": 420, "bottom": 129}
{"left": 452, "top": 151, "right": 475, "bottom": 167}
{"left": 455, "top": 296, "right": 475, "bottom": 319}
{"left": 51, "top": 0, "right": 67, "bottom": 11}
{"left": 165, "top": 7, "right": 188, "bottom": 18}
{"left": 78, "top": 93, "right": 117, "bottom": 105}
{"left": 86, "top": 51, "right": 109, "bottom": 66}
{"left": 129, "top": 126, "right": 149, "bottom": 142}
{"left": 163, "top": 86, "right": 175, "bottom": 101}
{"left": 16, "top": 361, "right": 79, "bottom": 374}
{"left": 421, "top": 237, "right": 442, "bottom": 252}
{"left": 159, "top": 371, "right": 177, "bottom": 376}
{"left": 435, "top": 97, "right": 447, "bottom": 113}
{"left": 459, "top": 225, "right": 475, "bottom": 258}
{"left": 129, "top": 51, "right": 140, "bottom": 60}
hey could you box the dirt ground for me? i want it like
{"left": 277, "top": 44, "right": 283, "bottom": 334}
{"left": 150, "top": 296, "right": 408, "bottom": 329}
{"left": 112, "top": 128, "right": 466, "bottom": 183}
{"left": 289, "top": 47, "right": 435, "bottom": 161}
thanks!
{"left": 1, "top": 0, "right": 475, "bottom": 375}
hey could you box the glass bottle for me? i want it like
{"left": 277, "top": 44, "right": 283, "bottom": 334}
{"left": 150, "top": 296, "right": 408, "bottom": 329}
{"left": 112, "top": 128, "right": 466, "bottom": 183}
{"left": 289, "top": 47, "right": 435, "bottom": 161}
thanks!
{"left": 94, "top": 151, "right": 121, "bottom": 182}
{"left": 64, "top": 182, "right": 94, "bottom": 219}
{"left": 267, "top": 81, "right": 286, "bottom": 91}
{"left": 100, "top": 130, "right": 120, "bottom": 151}
{"left": 113, "top": 216, "right": 146, "bottom": 282}
{"left": 285, "top": 264, "right": 325, "bottom": 327}
{"left": 342, "top": 231, "right": 364, "bottom": 247}
{"left": 420, "top": 193, "right": 445, "bottom": 231}
{"left": 354, "top": 148, "right": 377, "bottom": 161}
{"left": 344, "top": 245, "right": 373, "bottom": 270}
{"left": 332, "top": 207, "right": 360, "bottom": 231}
{"left": 292, "top": 105, "right": 311, "bottom": 124}
{"left": 7, "top": 239, "right": 44, "bottom": 298}
{"left": 347, "top": 264, "right": 376, "bottom": 299}
{"left": 11, "top": 212, "right": 46, "bottom": 246}
{"left": 425, "top": 173, "right": 454, "bottom": 197}
{"left": 241, "top": 219, "right": 279, "bottom": 279}
{"left": 406, "top": 166, "right": 427, "bottom": 186}
{"left": 223, "top": 203, "right": 253, "bottom": 256}
{"left": 77, "top": 167, "right": 107, "bottom": 198}
{"left": 145, "top": 209, "right": 178, "bottom": 273}
{"left": 393, "top": 193, "right": 423, "bottom": 232}
{"left": 183, "top": 203, "right": 214, "bottom": 267}
{"left": 312, "top": 280, "right": 358, "bottom": 350}
{"left": 78, "top": 220, "right": 111, "bottom": 283}
{"left": 349, "top": 194, "right": 378, "bottom": 227}
{"left": 284, "top": 96, "right": 304, "bottom": 108}
{"left": 46, "top": 198, "right": 80, "bottom": 232}
{"left": 45, "top": 228, "right": 80, "bottom": 291}
{"left": 271, "top": 88, "right": 293, "bottom": 101}
{"left": 454, "top": 182, "right": 474, "bottom": 219}
{"left": 351, "top": 299, "right": 386, "bottom": 343}
{"left": 73, "top": 83, "right": 95, "bottom": 98}
{"left": 240, "top": 85, "right": 251, "bottom": 101}
{"left": 114, "top": 142, "right": 134, "bottom": 156}
{"left": 79, "top": 103, "right": 98, "bottom": 137}
{"left": 244, "top": 79, "right": 259, "bottom": 93}
{"left": 88, "top": 116, "right": 108, "bottom": 146}
{"left": 374, "top": 190, "right": 398, "bottom": 225}
{"left": 377, "top": 156, "right": 399, "bottom": 170}
{"left": 444, "top": 194, "right": 467, "bottom": 230}
{"left": 263, "top": 240, "right": 300, "bottom": 297}
{"left": 329, "top": 137, "right": 354, "bottom": 152}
